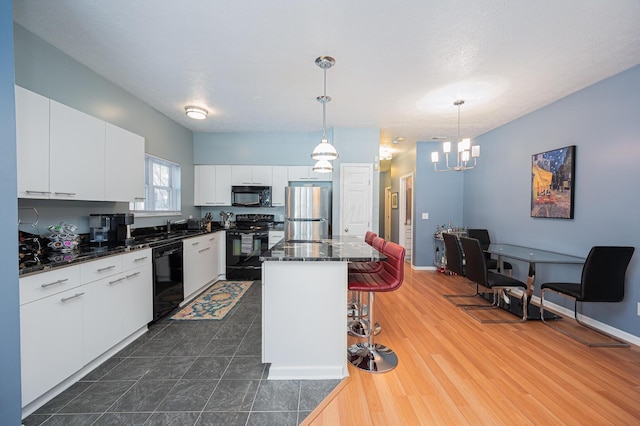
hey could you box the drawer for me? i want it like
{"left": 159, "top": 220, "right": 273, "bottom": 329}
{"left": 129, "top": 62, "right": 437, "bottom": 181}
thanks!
{"left": 20, "top": 265, "right": 81, "bottom": 305}
{"left": 183, "top": 234, "right": 211, "bottom": 252}
{"left": 122, "top": 248, "right": 152, "bottom": 270}
{"left": 80, "top": 255, "right": 123, "bottom": 284}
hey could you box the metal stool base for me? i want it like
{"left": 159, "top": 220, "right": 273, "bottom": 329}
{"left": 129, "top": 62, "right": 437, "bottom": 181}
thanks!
{"left": 347, "top": 342, "right": 398, "bottom": 373}
{"left": 347, "top": 319, "right": 381, "bottom": 337}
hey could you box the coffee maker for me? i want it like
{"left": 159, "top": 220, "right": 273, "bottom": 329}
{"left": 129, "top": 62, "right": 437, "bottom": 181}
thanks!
{"left": 89, "top": 213, "right": 135, "bottom": 247}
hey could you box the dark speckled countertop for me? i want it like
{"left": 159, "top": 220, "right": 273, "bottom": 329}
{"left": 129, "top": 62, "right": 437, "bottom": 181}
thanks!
{"left": 260, "top": 235, "right": 385, "bottom": 262}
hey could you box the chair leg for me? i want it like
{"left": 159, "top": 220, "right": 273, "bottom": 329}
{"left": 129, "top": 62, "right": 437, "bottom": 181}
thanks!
{"left": 463, "top": 287, "right": 527, "bottom": 323}
{"left": 347, "top": 291, "right": 398, "bottom": 373}
{"left": 443, "top": 281, "right": 492, "bottom": 307}
{"left": 540, "top": 289, "right": 629, "bottom": 348}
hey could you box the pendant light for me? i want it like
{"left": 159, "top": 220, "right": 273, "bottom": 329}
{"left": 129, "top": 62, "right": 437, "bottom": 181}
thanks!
{"left": 312, "top": 56, "right": 338, "bottom": 173}
{"left": 430, "top": 99, "right": 480, "bottom": 172}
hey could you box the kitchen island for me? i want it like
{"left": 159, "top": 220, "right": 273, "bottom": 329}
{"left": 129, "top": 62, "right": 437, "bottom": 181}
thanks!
{"left": 260, "top": 235, "right": 385, "bottom": 380}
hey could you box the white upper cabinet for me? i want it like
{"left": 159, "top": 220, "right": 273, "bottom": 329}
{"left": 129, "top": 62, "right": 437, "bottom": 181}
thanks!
{"left": 50, "top": 100, "right": 106, "bottom": 201}
{"left": 231, "top": 165, "right": 273, "bottom": 186}
{"left": 287, "top": 165, "right": 332, "bottom": 182}
{"left": 15, "top": 86, "right": 51, "bottom": 198}
{"left": 195, "top": 165, "right": 232, "bottom": 206}
{"left": 271, "top": 166, "right": 288, "bottom": 207}
{"left": 105, "top": 123, "right": 145, "bottom": 202}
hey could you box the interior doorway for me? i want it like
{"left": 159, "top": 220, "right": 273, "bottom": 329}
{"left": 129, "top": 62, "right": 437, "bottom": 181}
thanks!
{"left": 399, "top": 174, "right": 413, "bottom": 262}
{"left": 384, "top": 187, "right": 391, "bottom": 240}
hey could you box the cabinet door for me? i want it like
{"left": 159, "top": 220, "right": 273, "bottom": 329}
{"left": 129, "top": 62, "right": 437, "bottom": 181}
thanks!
{"left": 15, "top": 86, "right": 51, "bottom": 199}
{"left": 231, "top": 165, "right": 253, "bottom": 185}
{"left": 271, "top": 166, "right": 288, "bottom": 207}
{"left": 122, "top": 263, "right": 153, "bottom": 337}
{"left": 49, "top": 100, "right": 106, "bottom": 201}
{"left": 214, "top": 165, "right": 232, "bottom": 205}
{"left": 105, "top": 123, "right": 145, "bottom": 202}
{"left": 251, "top": 166, "right": 273, "bottom": 186}
{"left": 207, "top": 234, "right": 220, "bottom": 280}
{"left": 287, "top": 166, "right": 310, "bottom": 181}
{"left": 20, "top": 288, "right": 85, "bottom": 405}
{"left": 195, "top": 165, "right": 215, "bottom": 205}
{"left": 309, "top": 166, "right": 332, "bottom": 181}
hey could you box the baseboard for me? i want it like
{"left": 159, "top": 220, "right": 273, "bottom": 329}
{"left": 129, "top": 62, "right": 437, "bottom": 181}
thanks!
{"left": 412, "top": 265, "right": 437, "bottom": 271}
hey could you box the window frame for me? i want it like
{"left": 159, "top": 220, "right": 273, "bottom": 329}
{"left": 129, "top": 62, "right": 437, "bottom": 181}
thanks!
{"left": 129, "top": 154, "right": 181, "bottom": 217}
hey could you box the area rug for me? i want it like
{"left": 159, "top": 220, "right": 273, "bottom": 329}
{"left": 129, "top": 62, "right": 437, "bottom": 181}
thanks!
{"left": 171, "top": 281, "right": 253, "bottom": 320}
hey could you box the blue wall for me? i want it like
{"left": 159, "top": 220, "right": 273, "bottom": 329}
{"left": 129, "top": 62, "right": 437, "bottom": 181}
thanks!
{"left": 0, "top": 0, "right": 22, "bottom": 422}
{"left": 460, "top": 65, "right": 640, "bottom": 337}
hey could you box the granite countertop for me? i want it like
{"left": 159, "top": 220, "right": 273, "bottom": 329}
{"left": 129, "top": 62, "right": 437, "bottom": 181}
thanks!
{"left": 260, "top": 235, "right": 386, "bottom": 262}
{"left": 19, "top": 226, "right": 224, "bottom": 277}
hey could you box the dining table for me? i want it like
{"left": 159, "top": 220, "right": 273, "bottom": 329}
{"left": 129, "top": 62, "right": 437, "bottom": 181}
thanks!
{"left": 486, "top": 243, "right": 585, "bottom": 319}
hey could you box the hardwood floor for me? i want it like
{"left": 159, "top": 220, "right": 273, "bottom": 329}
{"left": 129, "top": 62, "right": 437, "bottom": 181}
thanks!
{"left": 302, "top": 265, "right": 640, "bottom": 425}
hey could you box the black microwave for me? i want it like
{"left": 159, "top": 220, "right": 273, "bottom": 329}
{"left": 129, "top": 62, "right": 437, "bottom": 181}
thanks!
{"left": 231, "top": 186, "right": 272, "bottom": 207}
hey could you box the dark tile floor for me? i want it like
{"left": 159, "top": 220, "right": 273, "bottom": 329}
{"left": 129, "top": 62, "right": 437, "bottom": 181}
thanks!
{"left": 23, "top": 282, "right": 340, "bottom": 426}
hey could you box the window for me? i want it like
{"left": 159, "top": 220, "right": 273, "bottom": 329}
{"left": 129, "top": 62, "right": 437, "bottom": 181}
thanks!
{"left": 130, "top": 154, "right": 181, "bottom": 215}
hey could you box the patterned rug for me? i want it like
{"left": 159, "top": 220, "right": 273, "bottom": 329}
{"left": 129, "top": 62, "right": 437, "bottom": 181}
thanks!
{"left": 171, "top": 281, "right": 253, "bottom": 320}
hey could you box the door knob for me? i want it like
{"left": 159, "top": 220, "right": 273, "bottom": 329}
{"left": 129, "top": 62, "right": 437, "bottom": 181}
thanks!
{"left": 344, "top": 228, "right": 349, "bottom": 232}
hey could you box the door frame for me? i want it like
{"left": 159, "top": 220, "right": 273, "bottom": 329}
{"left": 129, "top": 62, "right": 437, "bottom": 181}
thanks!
{"left": 399, "top": 173, "right": 413, "bottom": 260}
{"left": 384, "top": 186, "right": 391, "bottom": 240}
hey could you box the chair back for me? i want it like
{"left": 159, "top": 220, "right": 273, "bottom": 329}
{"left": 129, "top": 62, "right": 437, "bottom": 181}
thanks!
{"left": 371, "top": 236, "right": 386, "bottom": 252}
{"left": 442, "top": 233, "right": 464, "bottom": 275}
{"left": 580, "top": 246, "right": 634, "bottom": 302}
{"left": 459, "top": 237, "right": 489, "bottom": 288}
{"left": 467, "top": 229, "right": 491, "bottom": 251}
{"left": 364, "top": 231, "right": 377, "bottom": 245}
{"left": 378, "top": 241, "right": 405, "bottom": 292}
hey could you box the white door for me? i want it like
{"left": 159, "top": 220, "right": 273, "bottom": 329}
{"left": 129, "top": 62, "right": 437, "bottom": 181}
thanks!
{"left": 340, "top": 164, "right": 373, "bottom": 237}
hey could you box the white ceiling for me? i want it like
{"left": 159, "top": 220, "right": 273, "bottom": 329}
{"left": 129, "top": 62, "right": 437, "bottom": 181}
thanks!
{"left": 12, "top": 1, "right": 640, "bottom": 156}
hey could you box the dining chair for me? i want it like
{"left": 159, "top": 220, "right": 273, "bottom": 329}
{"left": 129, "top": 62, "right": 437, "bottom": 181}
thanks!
{"left": 467, "top": 228, "right": 512, "bottom": 275}
{"left": 459, "top": 236, "right": 529, "bottom": 323}
{"left": 442, "top": 232, "right": 483, "bottom": 306}
{"left": 540, "top": 246, "right": 634, "bottom": 347}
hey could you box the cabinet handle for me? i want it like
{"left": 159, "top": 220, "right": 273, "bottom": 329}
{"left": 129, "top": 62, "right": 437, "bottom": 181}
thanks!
{"left": 205, "top": 202, "right": 216, "bottom": 205}
{"left": 126, "top": 272, "right": 140, "bottom": 279}
{"left": 134, "top": 197, "right": 145, "bottom": 200}
{"left": 26, "top": 190, "right": 52, "bottom": 195}
{"left": 134, "top": 256, "right": 148, "bottom": 262}
{"left": 208, "top": 237, "right": 216, "bottom": 242}
{"left": 97, "top": 265, "right": 117, "bottom": 272}
{"left": 109, "top": 277, "right": 126, "bottom": 285}
{"left": 61, "top": 292, "right": 84, "bottom": 302}
{"left": 54, "top": 192, "right": 77, "bottom": 196}
{"left": 191, "top": 241, "right": 200, "bottom": 246}
{"left": 41, "top": 278, "right": 68, "bottom": 288}
{"left": 198, "top": 247, "right": 211, "bottom": 253}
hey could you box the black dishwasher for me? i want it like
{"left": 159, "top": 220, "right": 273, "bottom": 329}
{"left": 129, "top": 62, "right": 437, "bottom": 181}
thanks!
{"left": 152, "top": 241, "right": 184, "bottom": 323}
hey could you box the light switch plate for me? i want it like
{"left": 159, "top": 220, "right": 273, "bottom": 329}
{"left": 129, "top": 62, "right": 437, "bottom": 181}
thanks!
{"left": 422, "top": 213, "right": 429, "bottom": 219}
{"left": 637, "top": 302, "right": 640, "bottom": 316}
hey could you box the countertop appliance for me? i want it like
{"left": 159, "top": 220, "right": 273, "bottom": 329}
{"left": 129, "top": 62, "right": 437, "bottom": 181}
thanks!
{"left": 231, "top": 185, "right": 272, "bottom": 207}
{"left": 152, "top": 240, "right": 184, "bottom": 323}
{"left": 284, "top": 186, "right": 331, "bottom": 242}
{"left": 226, "top": 213, "right": 274, "bottom": 280}
{"left": 89, "top": 213, "right": 134, "bottom": 247}
{"left": 220, "top": 211, "right": 234, "bottom": 229}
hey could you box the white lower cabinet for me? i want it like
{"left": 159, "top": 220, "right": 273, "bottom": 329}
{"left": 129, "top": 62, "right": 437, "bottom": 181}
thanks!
{"left": 183, "top": 232, "right": 222, "bottom": 300}
{"left": 20, "top": 249, "right": 153, "bottom": 408}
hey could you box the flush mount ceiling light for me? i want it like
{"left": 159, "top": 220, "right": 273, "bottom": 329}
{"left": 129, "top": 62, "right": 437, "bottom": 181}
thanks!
{"left": 185, "top": 106, "right": 208, "bottom": 120}
{"left": 312, "top": 56, "right": 338, "bottom": 173}
{"left": 430, "top": 99, "right": 480, "bottom": 172}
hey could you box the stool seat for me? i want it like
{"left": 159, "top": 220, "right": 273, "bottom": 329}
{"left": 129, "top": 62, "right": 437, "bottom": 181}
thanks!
{"left": 348, "top": 237, "right": 386, "bottom": 274}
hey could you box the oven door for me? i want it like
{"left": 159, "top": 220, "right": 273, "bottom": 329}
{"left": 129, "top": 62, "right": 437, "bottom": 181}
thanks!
{"left": 226, "top": 230, "right": 268, "bottom": 280}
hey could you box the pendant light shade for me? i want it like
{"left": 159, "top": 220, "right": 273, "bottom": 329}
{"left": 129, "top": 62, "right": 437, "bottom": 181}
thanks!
{"left": 312, "top": 159, "right": 333, "bottom": 173}
{"left": 311, "top": 56, "right": 339, "bottom": 161}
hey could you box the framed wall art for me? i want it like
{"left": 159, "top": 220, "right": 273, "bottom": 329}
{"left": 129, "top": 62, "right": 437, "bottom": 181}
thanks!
{"left": 391, "top": 192, "right": 398, "bottom": 209}
{"left": 531, "top": 145, "right": 576, "bottom": 219}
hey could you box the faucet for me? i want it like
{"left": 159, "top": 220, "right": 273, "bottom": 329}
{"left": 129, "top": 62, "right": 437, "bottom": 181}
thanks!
{"left": 166, "top": 218, "right": 187, "bottom": 234}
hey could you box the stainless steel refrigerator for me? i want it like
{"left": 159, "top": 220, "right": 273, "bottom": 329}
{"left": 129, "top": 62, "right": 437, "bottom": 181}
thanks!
{"left": 284, "top": 186, "right": 331, "bottom": 242}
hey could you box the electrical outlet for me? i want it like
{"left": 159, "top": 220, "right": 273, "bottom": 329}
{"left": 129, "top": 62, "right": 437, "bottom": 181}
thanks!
{"left": 422, "top": 213, "right": 429, "bottom": 220}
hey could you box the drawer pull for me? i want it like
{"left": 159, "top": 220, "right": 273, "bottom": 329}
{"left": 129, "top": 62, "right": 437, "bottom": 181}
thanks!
{"left": 209, "top": 237, "right": 216, "bottom": 242}
{"left": 41, "top": 278, "right": 68, "bottom": 288}
{"left": 61, "top": 292, "right": 84, "bottom": 302}
{"left": 134, "top": 256, "right": 148, "bottom": 262}
{"left": 126, "top": 272, "right": 141, "bottom": 279}
{"left": 97, "top": 265, "right": 116, "bottom": 272}
{"left": 109, "top": 277, "right": 126, "bottom": 285}
{"left": 26, "top": 190, "right": 52, "bottom": 195}
{"left": 198, "top": 247, "right": 211, "bottom": 253}
{"left": 191, "top": 242, "right": 200, "bottom": 246}
{"left": 53, "top": 191, "right": 76, "bottom": 196}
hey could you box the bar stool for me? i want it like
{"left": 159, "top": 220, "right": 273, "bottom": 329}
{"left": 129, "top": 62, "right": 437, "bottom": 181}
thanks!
{"left": 348, "top": 232, "right": 379, "bottom": 317}
{"left": 347, "top": 241, "right": 405, "bottom": 373}
{"left": 348, "top": 237, "right": 386, "bottom": 337}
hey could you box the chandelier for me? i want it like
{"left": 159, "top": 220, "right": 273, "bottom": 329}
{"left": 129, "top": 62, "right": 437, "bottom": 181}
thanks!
{"left": 311, "top": 56, "right": 338, "bottom": 173}
{"left": 431, "top": 99, "right": 480, "bottom": 172}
